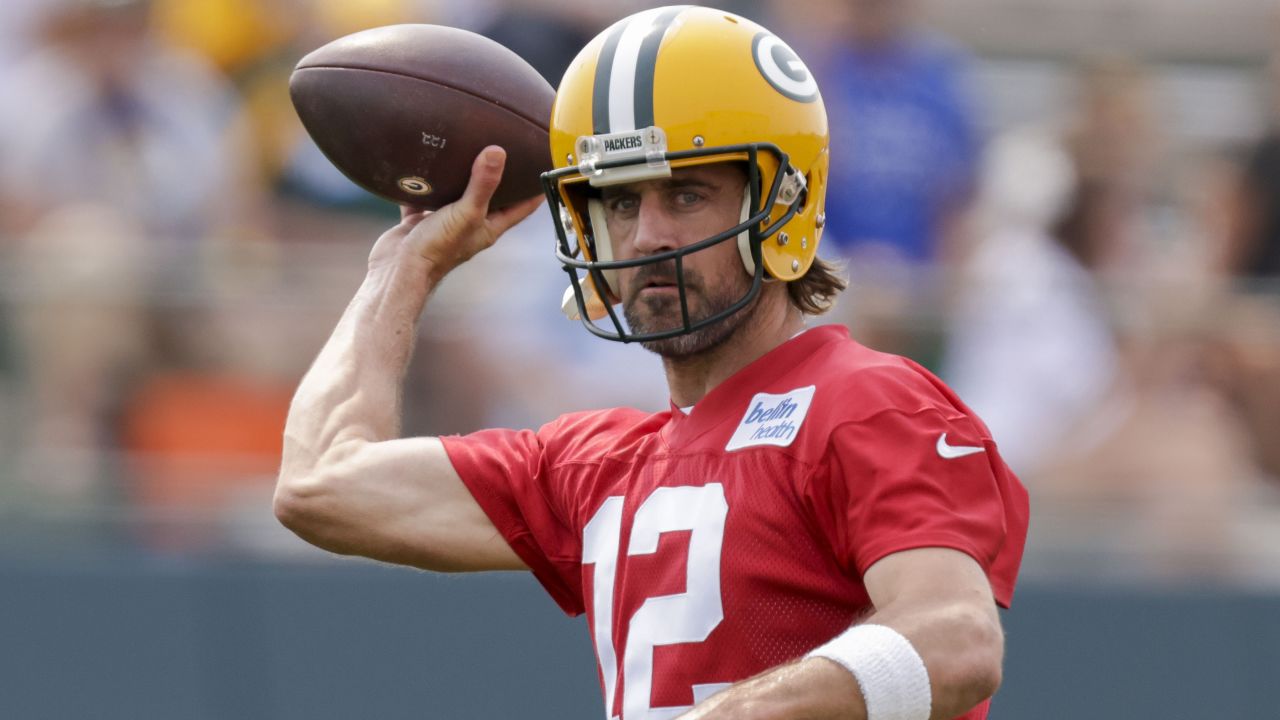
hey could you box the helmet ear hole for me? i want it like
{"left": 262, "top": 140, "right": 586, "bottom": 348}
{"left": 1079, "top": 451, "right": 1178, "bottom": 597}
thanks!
{"left": 795, "top": 184, "right": 810, "bottom": 214}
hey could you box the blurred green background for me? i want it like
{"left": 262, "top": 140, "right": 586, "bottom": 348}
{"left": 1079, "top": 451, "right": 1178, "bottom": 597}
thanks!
{"left": 1, "top": 0, "right": 1278, "bottom": 718}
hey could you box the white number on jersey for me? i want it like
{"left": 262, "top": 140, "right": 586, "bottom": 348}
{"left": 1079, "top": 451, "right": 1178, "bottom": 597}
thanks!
{"left": 582, "top": 484, "right": 730, "bottom": 720}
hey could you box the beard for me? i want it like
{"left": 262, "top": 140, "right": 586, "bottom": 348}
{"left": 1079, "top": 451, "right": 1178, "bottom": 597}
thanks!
{"left": 622, "top": 261, "right": 758, "bottom": 359}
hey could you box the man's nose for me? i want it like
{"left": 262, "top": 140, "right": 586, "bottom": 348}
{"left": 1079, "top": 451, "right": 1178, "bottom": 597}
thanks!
{"left": 631, "top": 198, "right": 680, "bottom": 256}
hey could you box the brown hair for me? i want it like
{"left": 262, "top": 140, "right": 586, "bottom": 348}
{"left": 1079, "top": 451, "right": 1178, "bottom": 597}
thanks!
{"left": 786, "top": 256, "right": 848, "bottom": 315}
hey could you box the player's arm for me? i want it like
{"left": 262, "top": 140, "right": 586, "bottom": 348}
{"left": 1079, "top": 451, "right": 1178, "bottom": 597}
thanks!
{"left": 273, "top": 147, "right": 542, "bottom": 572}
{"left": 678, "top": 547, "right": 1003, "bottom": 720}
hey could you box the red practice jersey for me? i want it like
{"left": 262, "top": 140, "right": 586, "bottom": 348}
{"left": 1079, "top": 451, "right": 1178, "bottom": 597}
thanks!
{"left": 442, "top": 325, "right": 1029, "bottom": 720}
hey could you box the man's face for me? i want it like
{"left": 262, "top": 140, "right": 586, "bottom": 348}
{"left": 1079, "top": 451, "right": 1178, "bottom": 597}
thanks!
{"left": 599, "top": 163, "right": 756, "bottom": 357}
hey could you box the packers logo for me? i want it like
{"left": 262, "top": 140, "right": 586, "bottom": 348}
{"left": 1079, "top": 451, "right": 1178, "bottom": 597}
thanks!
{"left": 398, "top": 176, "right": 432, "bottom": 195}
{"left": 752, "top": 32, "right": 819, "bottom": 103}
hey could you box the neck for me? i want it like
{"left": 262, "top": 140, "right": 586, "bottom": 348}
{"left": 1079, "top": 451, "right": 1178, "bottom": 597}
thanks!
{"left": 663, "top": 292, "right": 805, "bottom": 407}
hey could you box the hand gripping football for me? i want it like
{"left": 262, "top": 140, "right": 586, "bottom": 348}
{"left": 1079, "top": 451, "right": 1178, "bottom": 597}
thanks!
{"left": 289, "top": 24, "right": 555, "bottom": 210}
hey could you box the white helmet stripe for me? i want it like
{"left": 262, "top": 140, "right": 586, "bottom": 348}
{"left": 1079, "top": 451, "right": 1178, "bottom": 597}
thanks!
{"left": 608, "top": 8, "right": 665, "bottom": 132}
{"left": 590, "top": 17, "right": 627, "bottom": 134}
{"left": 631, "top": 6, "right": 688, "bottom": 129}
{"left": 592, "top": 6, "right": 688, "bottom": 134}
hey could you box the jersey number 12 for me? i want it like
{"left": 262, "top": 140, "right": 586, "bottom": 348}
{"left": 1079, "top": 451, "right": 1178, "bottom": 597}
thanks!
{"left": 583, "top": 484, "right": 730, "bottom": 720}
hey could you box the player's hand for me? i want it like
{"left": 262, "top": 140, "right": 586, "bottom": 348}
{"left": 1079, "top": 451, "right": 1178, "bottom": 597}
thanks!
{"left": 367, "top": 146, "right": 544, "bottom": 281}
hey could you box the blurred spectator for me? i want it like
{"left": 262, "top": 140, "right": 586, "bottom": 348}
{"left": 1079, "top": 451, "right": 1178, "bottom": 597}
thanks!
{"left": 150, "top": 0, "right": 295, "bottom": 75}
{"left": 1063, "top": 56, "right": 1161, "bottom": 200}
{"left": 945, "top": 56, "right": 1160, "bottom": 473}
{"left": 0, "top": 0, "right": 260, "bottom": 273}
{"left": 8, "top": 206, "right": 150, "bottom": 514}
{"left": 1226, "top": 141, "right": 1280, "bottom": 281}
{"left": 943, "top": 128, "right": 1117, "bottom": 476}
{"left": 1222, "top": 47, "right": 1280, "bottom": 283}
{"left": 162, "top": 0, "right": 443, "bottom": 214}
{"left": 951, "top": 56, "right": 1280, "bottom": 583}
{"left": 764, "top": 0, "right": 981, "bottom": 364}
{"left": 1026, "top": 292, "right": 1277, "bottom": 583}
{"left": 770, "top": 0, "right": 981, "bottom": 267}
{"left": 0, "top": 0, "right": 281, "bottom": 552}
{"left": 1209, "top": 40, "right": 1280, "bottom": 485}
{"left": 1058, "top": 57, "right": 1164, "bottom": 293}
{"left": 103, "top": 233, "right": 340, "bottom": 556}
{"left": 119, "top": 300, "right": 295, "bottom": 555}
{"left": 0, "top": 0, "right": 49, "bottom": 66}
{"left": 1205, "top": 295, "right": 1280, "bottom": 486}
{"left": 952, "top": 130, "right": 1277, "bottom": 581}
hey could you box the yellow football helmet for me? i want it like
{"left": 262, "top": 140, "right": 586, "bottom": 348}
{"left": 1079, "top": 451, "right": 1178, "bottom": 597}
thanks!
{"left": 541, "top": 5, "right": 829, "bottom": 343}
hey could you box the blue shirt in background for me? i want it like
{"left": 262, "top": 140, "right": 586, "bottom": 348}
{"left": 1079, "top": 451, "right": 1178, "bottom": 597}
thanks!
{"left": 818, "top": 33, "right": 981, "bottom": 264}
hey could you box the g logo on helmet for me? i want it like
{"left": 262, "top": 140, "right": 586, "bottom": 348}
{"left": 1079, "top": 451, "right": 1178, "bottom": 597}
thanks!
{"left": 752, "top": 32, "right": 819, "bottom": 103}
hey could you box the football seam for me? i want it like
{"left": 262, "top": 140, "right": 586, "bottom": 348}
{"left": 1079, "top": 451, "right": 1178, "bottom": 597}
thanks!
{"left": 293, "top": 65, "right": 551, "bottom": 132}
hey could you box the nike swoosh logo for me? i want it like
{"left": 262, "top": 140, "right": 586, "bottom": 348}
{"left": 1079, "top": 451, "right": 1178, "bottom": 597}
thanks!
{"left": 936, "top": 433, "right": 985, "bottom": 459}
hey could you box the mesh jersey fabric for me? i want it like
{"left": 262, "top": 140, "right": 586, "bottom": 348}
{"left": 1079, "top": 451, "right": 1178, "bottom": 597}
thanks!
{"left": 441, "top": 324, "right": 1029, "bottom": 720}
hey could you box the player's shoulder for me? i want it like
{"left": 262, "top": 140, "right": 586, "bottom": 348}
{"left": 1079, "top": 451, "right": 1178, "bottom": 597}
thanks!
{"left": 804, "top": 328, "right": 970, "bottom": 424}
{"left": 536, "top": 406, "right": 668, "bottom": 464}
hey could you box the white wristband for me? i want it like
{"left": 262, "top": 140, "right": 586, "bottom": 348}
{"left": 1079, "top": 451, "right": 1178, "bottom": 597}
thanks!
{"left": 805, "top": 624, "right": 932, "bottom": 720}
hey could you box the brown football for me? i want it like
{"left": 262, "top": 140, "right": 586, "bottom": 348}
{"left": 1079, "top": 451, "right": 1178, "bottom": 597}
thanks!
{"left": 289, "top": 24, "right": 555, "bottom": 210}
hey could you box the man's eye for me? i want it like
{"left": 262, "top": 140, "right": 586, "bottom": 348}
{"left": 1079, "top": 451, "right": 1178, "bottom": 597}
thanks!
{"left": 606, "top": 195, "right": 638, "bottom": 212}
{"left": 674, "top": 191, "right": 703, "bottom": 207}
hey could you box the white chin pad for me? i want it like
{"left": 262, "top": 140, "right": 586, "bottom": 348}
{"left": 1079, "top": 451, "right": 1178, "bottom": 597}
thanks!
{"left": 561, "top": 281, "right": 611, "bottom": 321}
{"left": 737, "top": 184, "right": 754, "bottom": 275}
{"left": 561, "top": 285, "right": 580, "bottom": 320}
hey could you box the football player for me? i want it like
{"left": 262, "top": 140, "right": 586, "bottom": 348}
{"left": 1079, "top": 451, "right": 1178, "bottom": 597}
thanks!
{"left": 275, "top": 6, "right": 1029, "bottom": 720}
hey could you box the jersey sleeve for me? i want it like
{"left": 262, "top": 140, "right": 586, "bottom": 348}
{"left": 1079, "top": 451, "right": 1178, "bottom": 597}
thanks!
{"left": 440, "top": 426, "right": 585, "bottom": 616}
{"left": 810, "top": 408, "right": 1028, "bottom": 607}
